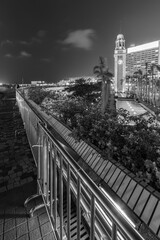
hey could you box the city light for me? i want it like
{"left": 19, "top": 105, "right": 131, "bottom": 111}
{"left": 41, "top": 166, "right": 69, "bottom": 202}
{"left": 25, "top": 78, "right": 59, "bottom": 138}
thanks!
{"left": 127, "top": 41, "right": 159, "bottom": 53}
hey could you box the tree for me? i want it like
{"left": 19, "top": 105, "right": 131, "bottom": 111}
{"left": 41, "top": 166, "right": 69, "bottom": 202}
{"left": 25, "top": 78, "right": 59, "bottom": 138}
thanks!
{"left": 65, "top": 78, "right": 101, "bottom": 104}
{"left": 93, "top": 57, "right": 114, "bottom": 114}
{"left": 27, "top": 87, "right": 50, "bottom": 105}
{"left": 133, "top": 69, "right": 143, "bottom": 100}
{"left": 54, "top": 97, "right": 86, "bottom": 128}
{"left": 151, "top": 64, "right": 160, "bottom": 106}
{"left": 126, "top": 75, "right": 130, "bottom": 93}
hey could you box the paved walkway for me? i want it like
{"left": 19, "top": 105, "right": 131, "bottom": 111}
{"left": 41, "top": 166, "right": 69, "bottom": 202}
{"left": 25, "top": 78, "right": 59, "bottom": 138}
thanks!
{"left": 0, "top": 181, "right": 55, "bottom": 240}
{"left": 0, "top": 97, "right": 56, "bottom": 240}
{"left": 0, "top": 100, "right": 38, "bottom": 193}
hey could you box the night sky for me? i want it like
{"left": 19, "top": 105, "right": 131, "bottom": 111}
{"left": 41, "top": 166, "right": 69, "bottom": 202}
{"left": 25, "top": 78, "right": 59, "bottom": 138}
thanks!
{"left": 0, "top": 0, "right": 160, "bottom": 84}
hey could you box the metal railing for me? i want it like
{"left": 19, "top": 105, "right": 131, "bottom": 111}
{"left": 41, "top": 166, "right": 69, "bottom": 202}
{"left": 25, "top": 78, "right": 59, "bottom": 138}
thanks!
{"left": 16, "top": 90, "right": 145, "bottom": 240}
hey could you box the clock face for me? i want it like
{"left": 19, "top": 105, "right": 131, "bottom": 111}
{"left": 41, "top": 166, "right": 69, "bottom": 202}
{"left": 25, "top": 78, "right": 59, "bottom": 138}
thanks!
{"left": 118, "top": 59, "right": 123, "bottom": 65}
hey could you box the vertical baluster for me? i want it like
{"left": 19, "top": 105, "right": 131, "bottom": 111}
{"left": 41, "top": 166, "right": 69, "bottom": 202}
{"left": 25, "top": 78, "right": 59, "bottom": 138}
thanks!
{"left": 43, "top": 136, "right": 48, "bottom": 197}
{"left": 40, "top": 133, "right": 44, "bottom": 192}
{"left": 50, "top": 142, "right": 53, "bottom": 218}
{"left": 90, "top": 194, "right": 95, "bottom": 240}
{"left": 59, "top": 154, "right": 63, "bottom": 240}
{"left": 37, "top": 125, "right": 41, "bottom": 195}
{"left": 112, "top": 222, "right": 117, "bottom": 240}
{"left": 77, "top": 176, "right": 81, "bottom": 240}
{"left": 46, "top": 136, "right": 49, "bottom": 204}
{"left": 53, "top": 148, "right": 57, "bottom": 230}
{"left": 67, "top": 164, "right": 71, "bottom": 240}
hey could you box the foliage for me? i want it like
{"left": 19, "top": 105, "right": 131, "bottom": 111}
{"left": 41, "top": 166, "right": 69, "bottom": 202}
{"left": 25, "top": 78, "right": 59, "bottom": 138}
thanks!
{"left": 65, "top": 79, "right": 101, "bottom": 103}
{"left": 26, "top": 85, "right": 160, "bottom": 190}
{"left": 51, "top": 97, "right": 88, "bottom": 128}
{"left": 27, "top": 87, "right": 56, "bottom": 105}
{"left": 70, "top": 107, "right": 160, "bottom": 190}
{"left": 93, "top": 57, "right": 114, "bottom": 114}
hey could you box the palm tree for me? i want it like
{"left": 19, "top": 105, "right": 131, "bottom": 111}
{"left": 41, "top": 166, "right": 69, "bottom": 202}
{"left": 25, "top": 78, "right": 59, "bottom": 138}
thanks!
{"left": 156, "top": 79, "right": 160, "bottom": 107}
{"left": 93, "top": 57, "right": 113, "bottom": 114}
{"left": 129, "top": 75, "right": 136, "bottom": 98}
{"left": 133, "top": 69, "right": 143, "bottom": 100}
{"left": 150, "top": 64, "right": 155, "bottom": 105}
{"left": 151, "top": 63, "right": 160, "bottom": 106}
{"left": 143, "top": 76, "right": 149, "bottom": 102}
{"left": 144, "top": 62, "right": 149, "bottom": 102}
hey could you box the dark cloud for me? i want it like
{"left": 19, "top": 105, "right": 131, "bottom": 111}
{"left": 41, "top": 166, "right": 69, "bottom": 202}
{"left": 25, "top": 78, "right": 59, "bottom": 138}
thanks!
{"left": 40, "top": 58, "right": 51, "bottom": 62}
{"left": 37, "top": 30, "right": 46, "bottom": 38}
{"left": 4, "top": 53, "right": 13, "bottom": 58}
{"left": 18, "top": 30, "right": 46, "bottom": 46}
{"left": 31, "top": 37, "right": 42, "bottom": 44}
{"left": 19, "top": 40, "right": 31, "bottom": 45}
{"left": 1, "top": 40, "right": 13, "bottom": 47}
{"left": 19, "top": 51, "right": 32, "bottom": 58}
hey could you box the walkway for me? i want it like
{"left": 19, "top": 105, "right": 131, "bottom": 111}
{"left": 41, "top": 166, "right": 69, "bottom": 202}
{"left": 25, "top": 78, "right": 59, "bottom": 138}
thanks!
{"left": 0, "top": 181, "right": 55, "bottom": 240}
{"left": 0, "top": 96, "right": 55, "bottom": 240}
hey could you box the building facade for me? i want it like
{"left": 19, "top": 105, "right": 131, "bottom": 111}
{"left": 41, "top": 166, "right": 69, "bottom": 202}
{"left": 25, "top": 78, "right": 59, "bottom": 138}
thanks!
{"left": 114, "top": 35, "right": 160, "bottom": 92}
{"left": 114, "top": 34, "right": 126, "bottom": 92}
{"left": 126, "top": 40, "right": 160, "bottom": 77}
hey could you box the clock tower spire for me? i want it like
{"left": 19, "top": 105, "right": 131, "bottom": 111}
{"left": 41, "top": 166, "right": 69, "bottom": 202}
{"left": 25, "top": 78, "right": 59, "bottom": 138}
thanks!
{"left": 114, "top": 34, "right": 126, "bottom": 93}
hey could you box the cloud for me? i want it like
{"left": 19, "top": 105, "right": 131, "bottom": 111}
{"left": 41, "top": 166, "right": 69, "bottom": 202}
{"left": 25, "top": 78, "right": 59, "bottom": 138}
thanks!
{"left": 18, "top": 38, "right": 41, "bottom": 45}
{"left": 19, "top": 51, "right": 32, "bottom": 58}
{"left": 18, "top": 30, "right": 46, "bottom": 46}
{"left": 61, "top": 29, "right": 96, "bottom": 50}
{"left": 19, "top": 40, "right": 31, "bottom": 45}
{"left": 40, "top": 58, "right": 51, "bottom": 62}
{"left": 31, "top": 37, "right": 42, "bottom": 44}
{"left": 4, "top": 53, "right": 13, "bottom": 58}
{"left": 1, "top": 40, "right": 13, "bottom": 47}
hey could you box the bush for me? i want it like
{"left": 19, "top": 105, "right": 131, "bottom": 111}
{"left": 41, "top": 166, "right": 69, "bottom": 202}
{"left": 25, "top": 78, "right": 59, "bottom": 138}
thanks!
{"left": 27, "top": 87, "right": 49, "bottom": 105}
{"left": 26, "top": 86, "right": 160, "bottom": 190}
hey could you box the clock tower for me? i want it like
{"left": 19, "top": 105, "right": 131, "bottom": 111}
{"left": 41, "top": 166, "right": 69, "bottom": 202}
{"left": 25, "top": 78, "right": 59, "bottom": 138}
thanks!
{"left": 114, "top": 34, "right": 126, "bottom": 92}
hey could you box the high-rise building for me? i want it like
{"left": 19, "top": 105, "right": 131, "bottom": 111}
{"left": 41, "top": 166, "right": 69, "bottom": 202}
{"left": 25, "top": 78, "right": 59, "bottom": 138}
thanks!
{"left": 114, "top": 34, "right": 126, "bottom": 92}
{"left": 114, "top": 35, "right": 160, "bottom": 92}
{"left": 126, "top": 40, "right": 160, "bottom": 77}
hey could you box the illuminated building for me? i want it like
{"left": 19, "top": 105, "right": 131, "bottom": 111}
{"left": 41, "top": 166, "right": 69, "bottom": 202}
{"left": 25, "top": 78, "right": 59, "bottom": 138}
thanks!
{"left": 126, "top": 40, "right": 160, "bottom": 77}
{"left": 114, "top": 34, "right": 126, "bottom": 92}
{"left": 57, "top": 76, "right": 97, "bottom": 86}
{"left": 114, "top": 34, "right": 160, "bottom": 92}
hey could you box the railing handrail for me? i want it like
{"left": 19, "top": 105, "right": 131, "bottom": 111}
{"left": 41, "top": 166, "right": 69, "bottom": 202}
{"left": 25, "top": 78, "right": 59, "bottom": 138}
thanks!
{"left": 16, "top": 89, "right": 145, "bottom": 240}
{"left": 39, "top": 121, "right": 144, "bottom": 240}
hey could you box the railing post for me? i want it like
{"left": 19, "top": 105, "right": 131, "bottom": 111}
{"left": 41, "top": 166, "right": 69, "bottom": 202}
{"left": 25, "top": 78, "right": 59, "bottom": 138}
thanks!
{"left": 112, "top": 222, "right": 117, "bottom": 240}
{"left": 37, "top": 126, "right": 41, "bottom": 195}
{"left": 67, "top": 164, "right": 71, "bottom": 240}
{"left": 77, "top": 176, "right": 81, "bottom": 240}
{"left": 39, "top": 132, "right": 44, "bottom": 194}
{"left": 43, "top": 136, "right": 48, "bottom": 197}
{"left": 59, "top": 154, "right": 63, "bottom": 240}
{"left": 90, "top": 194, "right": 95, "bottom": 240}
{"left": 49, "top": 142, "right": 53, "bottom": 218}
{"left": 53, "top": 148, "right": 57, "bottom": 230}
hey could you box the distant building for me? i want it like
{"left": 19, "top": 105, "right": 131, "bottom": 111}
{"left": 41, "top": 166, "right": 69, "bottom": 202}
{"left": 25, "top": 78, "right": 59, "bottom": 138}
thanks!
{"left": 57, "top": 76, "right": 97, "bottom": 86}
{"left": 114, "top": 35, "right": 160, "bottom": 92}
{"left": 31, "top": 81, "right": 46, "bottom": 86}
{"left": 126, "top": 40, "right": 160, "bottom": 77}
{"left": 114, "top": 34, "right": 126, "bottom": 92}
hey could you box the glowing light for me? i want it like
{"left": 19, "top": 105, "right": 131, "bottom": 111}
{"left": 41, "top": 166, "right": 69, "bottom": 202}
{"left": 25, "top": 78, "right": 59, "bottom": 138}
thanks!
{"left": 127, "top": 41, "right": 159, "bottom": 53}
